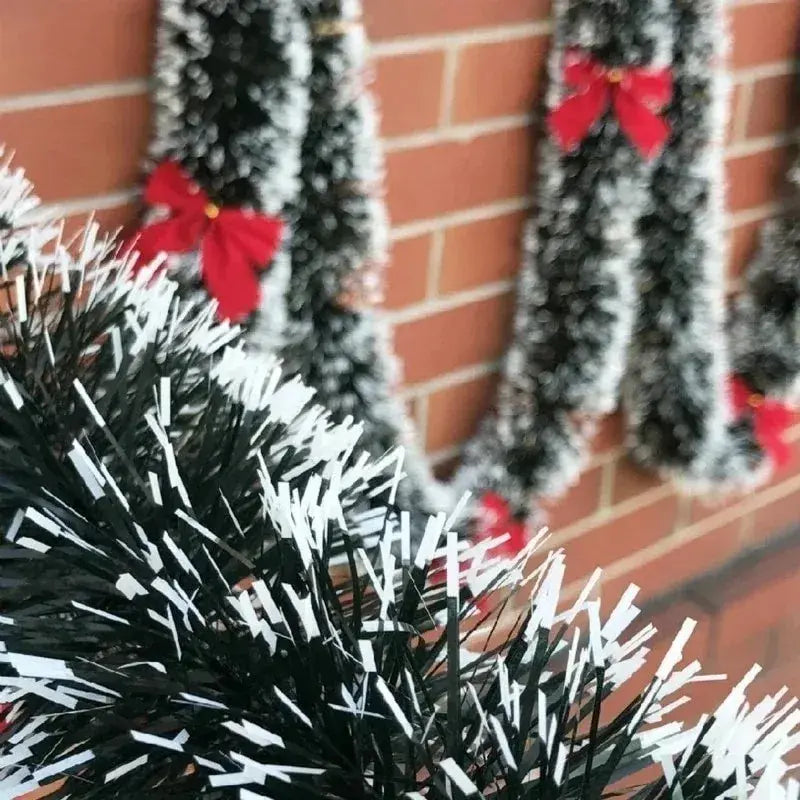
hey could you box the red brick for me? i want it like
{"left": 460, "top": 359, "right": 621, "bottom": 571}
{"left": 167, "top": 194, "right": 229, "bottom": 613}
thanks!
{"left": 726, "top": 147, "right": 791, "bottom": 212}
{"left": 0, "top": 95, "right": 150, "bottom": 203}
{"left": 385, "top": 127, "right": 532, "bottom": 225}
{"left": 752, "top": 485, "right": 800, "bottom": 544}
{"left": 561, "top": 494, "right": 679, "bottom": 587}
{"left": 770, "top": 612, "right": 800, "bottom": 673}
{"left": 384, "top": 235, "right": 431, "bottom": 309}
{"left": 364, "top": 0, "right": 551, "bottom": 40}
{"left": 747, "top": 73, "right": 799, "bottom": 140}
{"left": 611, "top": 459, "right": 663, "bottom": 505}
{"left": 543, "top": 465, "right": 603, "bottom": 531}
{"left": 730, "top": 2, "right": 800, "bottom": 69}
{"left": 425, "top": 372, "right": 499, "bottom": 451}
{"left": 592, "top": 413, "right": 624, "bottom": 454}
{"left": 708, "top": 627, "right": 776, "bottom": 680}
{"left": 0, "top": 0, "right": 155, "bottom": 96}
{"left": 373, "top": 52, "right": 446, "bottom": 137}
{"left": 452, "top": 36, "right": 550, "bottom": 123}
{"left": 689, "top": 493, "right": 744, "bottom": 525}
{"left": 439, "top": 211, "right": 525, "bottom": 294}
{"left": 602, "top": 520, "right": 744, "bottom": 606}
{"left": 713, "top": 565, "right": 800, "bottom": 649}
{"left": 393, "top": 292, "right": 514, "bottom": 384}
{"left": 728, "top": 219, "right": 762, "bottom": 281}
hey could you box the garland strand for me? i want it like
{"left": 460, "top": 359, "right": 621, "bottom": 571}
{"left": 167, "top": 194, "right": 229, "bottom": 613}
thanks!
{"left": 144, "top": 0, "right": 311, "bottom": 351}
{"left": 456, "top": 0, "right": 676, "bottom": 515}
{"left": 280, "top": 0, "right": 445, "bottom": 515}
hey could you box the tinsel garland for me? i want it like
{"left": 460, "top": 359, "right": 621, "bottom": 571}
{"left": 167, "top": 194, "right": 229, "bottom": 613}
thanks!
{"left": 730, "top": 153, "right": 800, "bottom": 403}
{"left": 456, "top": 0, "right": 677, "bottom": 515}
{"left": 127, "top": 0, "right": 797, "bottom": 533}
{"left": 1, "top": 160, "right": 799, "bottom": 800}
{"left": 622, "top": 0, "right": 763, "bottom": 490}
{"left": 279, "top": 0, "right": 445, "bottom": 515}
{"left": 146, "top": 0, "right": 311, "bottom": 351}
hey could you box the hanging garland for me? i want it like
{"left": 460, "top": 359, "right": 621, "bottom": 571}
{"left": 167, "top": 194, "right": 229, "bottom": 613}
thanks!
{"left": 132, "top": 0, "right": 441, "bottom": 518}
{"left": 278, "top": 0, "right": 444, "bottom": 514}
{"left": 131, "top": 0, "right": 311, "bottom": 350}
{"left": 457, "top": 0, "right": 795, "bottom": 520}
{"left": 457, "top": 0, "right": 681, "bottom": 514}
{"left": 127, "top": 0, "right": 797, "bottom": 540}
{"left": 729, "top": 151, "right": 800, "bottom": 463}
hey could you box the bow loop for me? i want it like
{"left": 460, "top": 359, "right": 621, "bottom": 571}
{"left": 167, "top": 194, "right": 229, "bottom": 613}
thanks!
{"left": 128, "top": 161, "right": 285, "bottom": 322}
{"left": 548, "top": 50, "right": 673, "bottom": 160}
{"left": 144, "top": 161, "right": 208, "bottom": 213}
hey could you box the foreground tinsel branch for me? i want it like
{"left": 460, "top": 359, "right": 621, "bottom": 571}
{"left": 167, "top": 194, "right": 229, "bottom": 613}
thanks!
{"left": 0, "top": 161, "right": 798, "bottom": 800}
{"left": 1, "top": 367, "right": 799, "bottom": 800}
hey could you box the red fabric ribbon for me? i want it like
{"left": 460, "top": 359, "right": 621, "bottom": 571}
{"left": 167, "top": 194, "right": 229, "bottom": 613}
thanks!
{"left": 127, "top": 161, "right": 284, "bottom": 322}
{"left": 474, "top": 492, "right": 528, "bottom": 559}
{"left": 0, "top": 703, "right": 10, "bottom": 734}
{"left": 730, "top": 375, "right": 794, "bottom": 468}
{"left": 547, "top": 49, "right": 673, "bottom": 160}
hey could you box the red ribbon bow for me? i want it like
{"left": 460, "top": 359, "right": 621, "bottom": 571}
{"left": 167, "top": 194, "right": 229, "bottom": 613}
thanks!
{"left": 730, "top": 375, "right": 794, "bottom": 468}
{"left": 128, "top": 161, "right": 284, "bottom": 322}
{"left": 547, "top": 49, "right": 673, "bottom": 160}
{"left": 474, "top": 492, "right": 529, "bottom": 559}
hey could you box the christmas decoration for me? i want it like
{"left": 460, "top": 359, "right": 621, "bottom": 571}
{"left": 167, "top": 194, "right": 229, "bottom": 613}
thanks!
{"left": 278, "top": 0, "right": 443, "bottom": 514}
{"left": 729, "top": 376, "right": 793, "bottom": 468}
{"left": 1, "top": 163, "right": 799, "bottom": 800}
{"left": 0, "top": 152, "right": 404, "bottom": 581}
{"left": 548, "top": 49, "right": 673, "bottom": 159}
{"left": 621, "top": 0, "right": 762, "bottom": 490}
{"left": 457, "top": 0, "right": 768, "bottom": 518}
{"left": 128, "top": 161, "right": 284, "bottom": 322}
{"left": 730, "top": 149, "right": 800, "bottom": 466}
{"left": 457, "top": 0, "right": 680, "bottom": 516}
{"left": 143, "top": 0, "right": 311, "bottom": 352}
{"left": 139, "top": 0, "right": 441, "bottom": 518}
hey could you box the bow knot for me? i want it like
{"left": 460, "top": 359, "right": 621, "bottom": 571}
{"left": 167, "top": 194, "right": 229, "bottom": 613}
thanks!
{"left": 547, "top": 49, "right": 673, "bottom": 160}
{"left": 730, "top": 375, "right": 794, "bottom": 468}
{"left": 127, "top": 161, "right": 284, "bottom": 322}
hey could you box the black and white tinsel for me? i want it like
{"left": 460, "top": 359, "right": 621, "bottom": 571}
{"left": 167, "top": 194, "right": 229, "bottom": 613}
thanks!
{"left": 457, "top": 0, "right": 676, "bottom": 514}
{"left": 279, "top": 0, "right": 444, "bottom": 514}
{"left": 622, "top": 0, "right": 763, "bottom": 490}
{"left": 1, "top": 158, "right": 799, "bottom": 800}
{"left": 730, "top": 151, "right": 800, "bottom": 403}
{"left": 148, "top": 0, "right": 311, "bottom": 352}
{"left": 458, "top": 0, "right": 770, "bottom": 517}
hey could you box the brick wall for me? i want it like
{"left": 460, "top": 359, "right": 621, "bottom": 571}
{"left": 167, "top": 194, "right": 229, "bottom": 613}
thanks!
{"left": 1, "top": 1, "right": 799, "bottom": 613}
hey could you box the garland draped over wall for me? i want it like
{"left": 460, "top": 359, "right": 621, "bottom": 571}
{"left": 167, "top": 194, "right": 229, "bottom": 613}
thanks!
{"left": 138, "top": 0, "right": 441, "bottom": 516}
{"left": 132, "top": 0, "right": 799, "bottom": 532}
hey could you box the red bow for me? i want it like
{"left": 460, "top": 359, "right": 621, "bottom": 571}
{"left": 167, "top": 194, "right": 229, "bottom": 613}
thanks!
{"left": 127, "top": 162, "right": 284, "bottom": 322}
{"left": 548, "top": 49, "right": 673, "bottom": 160}
{"left": 730, "top": 376, "right": 794, "bottom": 468}
{"left": 474, "top": 492, "right": 528, "bottom": 559}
